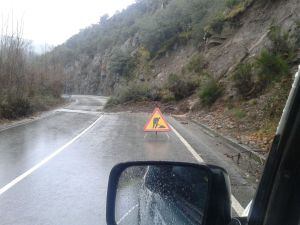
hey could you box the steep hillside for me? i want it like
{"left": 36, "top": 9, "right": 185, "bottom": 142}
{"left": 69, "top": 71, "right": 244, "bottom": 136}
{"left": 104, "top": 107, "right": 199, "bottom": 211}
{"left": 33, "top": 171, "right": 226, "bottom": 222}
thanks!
{"left": 52, "top": 0, "right": 226, "bottom": 94}
{"left": 53, "top": 0, "right": 300, "bottom": 152}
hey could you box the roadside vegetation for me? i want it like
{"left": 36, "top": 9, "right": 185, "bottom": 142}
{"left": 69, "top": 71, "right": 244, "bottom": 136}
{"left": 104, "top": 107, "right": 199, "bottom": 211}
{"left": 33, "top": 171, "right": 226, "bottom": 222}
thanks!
{"left": 102, "top": 0, "right": 256, "bottom": 109}
{"left": 198, "top": 76, "right": 222, "bottom": 106}
{"left": 227, "top": 22, "right": 299, "bottom": 150}
{"left": 232, "top": 63, "right": 255, "bottom": 99}
{"left": 105, "top": 82, "right": 161, "bottom": 108}
{"left": 232, "top": 24, "right": 298, "bottom": 102}
{"left": 103, "top": 1, "right": 299, "bottom": 114}
{"left": 54, "top": 0, "right": 226, "bottom": 68}
{"left": 166, "top": 73, "right": 199, "bottom": 101}
{"left": 0, "top": 22, "right": 65, "bottom": 120}
{"left": 48, "top": 0, "right": 299, "bottom": 152}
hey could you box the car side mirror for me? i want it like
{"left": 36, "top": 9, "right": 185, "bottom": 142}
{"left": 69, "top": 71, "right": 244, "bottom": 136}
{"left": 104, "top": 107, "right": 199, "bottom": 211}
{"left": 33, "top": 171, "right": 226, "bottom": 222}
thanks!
{"left": 106, "top": 161, "right": 232, "bottom": 225}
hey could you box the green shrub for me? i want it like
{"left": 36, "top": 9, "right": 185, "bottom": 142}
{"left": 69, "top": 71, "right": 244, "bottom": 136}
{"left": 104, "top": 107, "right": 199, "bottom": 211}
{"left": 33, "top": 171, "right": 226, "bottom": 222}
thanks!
{"left": 263, "top": 78, "right": 292, "bottom": 119}
{"left": 105, "top": 97, "right": 120, "bottom": 108}
{"left": 0, "top": 93, "right": 64, "bottom": 119}
{"left": 256, "top": 50, "right": 289, "bottom": 84}
{"left": 167, "top": 73, "right": 198, "bottom": 100}
{"left": 105, "top": 82, "right": 163, "bottom": 107}
{"left": 105, "top": 82, "right": 154, "bottom": 107}
{"left": 155, "top": 36, "right": 178, "bottom": 58}
{"left": 0, "top": 97, "right": 32, "bottom": 119}
{"left": 209, "top": 15, "right": 225, "bottom": 34}
{"left": 268, "top": 25, "right": 293, "bottom": 59}
{"left": 233, "top": 63, "right": 255, "bottom": 98}
{"left": 231, "top": 107, "right": 246, "bottom": 119}
{"left": 147, "top": 85, "right": 161, "bottom": 101}
{"left": 109, "top": 49, "right": 136, "bottom": 77}
{"left": 225, "top": 2, "right": 247, "bottom": 20}
{"left": 178, "top": 31, "right": 193, "bottom": 45}
{"left": 226, "top": 0, "right": 241, "bottom": 8}
{"left": 29, "top": 94, "right": 62, "bottom": 112}
{"left": 198, "top": 78, "right": 222, "bottom": 106}
{"left": 187, "top": 55, "right": 205, "bottom": 73}
{"left": 160, "top": 89, "right": 175, "bottom": 103}
{"left": 117, "top": 83, "right": 150, "bottom": 103}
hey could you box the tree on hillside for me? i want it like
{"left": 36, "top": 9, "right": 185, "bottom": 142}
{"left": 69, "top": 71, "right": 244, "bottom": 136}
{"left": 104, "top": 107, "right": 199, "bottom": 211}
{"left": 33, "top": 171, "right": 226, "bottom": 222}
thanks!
{"left": 109, "top": 49, "right": 135, "bottom": 77}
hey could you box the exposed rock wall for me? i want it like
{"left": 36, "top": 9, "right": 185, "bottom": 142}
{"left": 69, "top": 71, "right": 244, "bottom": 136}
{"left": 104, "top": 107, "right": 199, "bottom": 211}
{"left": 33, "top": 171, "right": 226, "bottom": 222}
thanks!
{"left": 62, "top": 0, "right": 300, "bottom": 96}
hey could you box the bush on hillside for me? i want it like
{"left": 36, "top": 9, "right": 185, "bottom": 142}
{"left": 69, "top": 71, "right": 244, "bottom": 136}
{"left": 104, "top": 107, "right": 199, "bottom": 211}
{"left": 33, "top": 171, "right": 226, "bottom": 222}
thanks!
{"left": 231, "top": 107, "right": 246, "bottom": 120}
{"left": 225, "top": 0, "right": 241, "bottom": 9}
{"left": 187, "top": 55, "right": 206, "bottom": 73}
{"left": 0, "top": 97, "right": 32, "bottom": 119}
{"left": 233, "top": 63, "right": 255, "bottom": 98}
{"left": 209, "top": 15, "right": 226, "bottom": 34}
{"left": 117, "top": 83, "right": 150, "bottom": 103}
{"left": 263, "top": 78, "right": 292, "bottom": 119}
{"left": 105, "top": 96, "right": 120, "bottom": 108}
{"left": 109, "top": 49, "right": 136, "bottom": 77}
{"left": 256, "top": 50, "right": 289, "bottom": 84}
{"left": 198, "top": 77, "right": 222, "bottom": 106}
{"left": 30, "top": 94, "right": 63, "bottom": 112}
{"left": 155, "top": 36, "right": 179, "bottom": 58}
{"left": 0, "top": 93, "right": 63, "bottom": 119}
{"left": 105, "top": 82, "right": 158, "bottom": 108}
{"left": 138, "top": 0, "right": 226, "bottom": 55}
{"left": 160, "top": 89, "right": 176, "bottom": 103}
{"left": 147, "top": 85, "right": 162, "bottom": 101}
{"left": 268, "top": 25, "right": 294, "bottom": 60}
{"left": 167, "top": 73, "right": 199, "bottom": 101}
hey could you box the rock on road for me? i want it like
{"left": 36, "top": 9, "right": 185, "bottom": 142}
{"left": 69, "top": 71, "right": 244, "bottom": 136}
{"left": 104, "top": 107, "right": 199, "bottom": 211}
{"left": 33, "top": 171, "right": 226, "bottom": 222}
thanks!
{"left": 0, "top": 95, "right": 256, "bottom": 225}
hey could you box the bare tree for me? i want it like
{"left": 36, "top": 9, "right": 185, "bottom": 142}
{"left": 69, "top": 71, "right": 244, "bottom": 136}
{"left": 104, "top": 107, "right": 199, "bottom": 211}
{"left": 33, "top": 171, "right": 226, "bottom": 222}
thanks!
{"left": 0, "top": 15, "right": 66, "bottom": 119}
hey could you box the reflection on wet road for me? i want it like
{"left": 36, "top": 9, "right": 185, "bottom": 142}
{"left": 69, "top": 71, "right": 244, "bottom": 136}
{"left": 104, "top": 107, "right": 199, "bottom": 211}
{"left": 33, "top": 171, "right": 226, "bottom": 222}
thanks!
{"left": 0, "top": 95, "right": 254, "bottom": 224}
{"left": 0, "top": 112, "right": 98, "bottom": 188}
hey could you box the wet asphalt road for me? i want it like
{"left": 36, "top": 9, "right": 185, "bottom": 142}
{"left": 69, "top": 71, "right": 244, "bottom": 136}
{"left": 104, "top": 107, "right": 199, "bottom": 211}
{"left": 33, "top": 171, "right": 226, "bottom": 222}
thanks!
{"left": 0, "top": 95, "right": 256, "bottom": 225}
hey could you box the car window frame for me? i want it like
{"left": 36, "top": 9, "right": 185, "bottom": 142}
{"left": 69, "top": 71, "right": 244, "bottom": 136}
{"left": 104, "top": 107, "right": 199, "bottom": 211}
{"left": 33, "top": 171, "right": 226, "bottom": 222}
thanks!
{"left": 248, "top": 66, "right": 300, "bottom": 225}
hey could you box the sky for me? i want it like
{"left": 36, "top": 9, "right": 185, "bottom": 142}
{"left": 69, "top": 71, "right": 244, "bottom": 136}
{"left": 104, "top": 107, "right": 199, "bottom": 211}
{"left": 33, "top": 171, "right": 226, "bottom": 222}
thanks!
{"left": 0, "top": 0, "right": 135, "bottom": 50}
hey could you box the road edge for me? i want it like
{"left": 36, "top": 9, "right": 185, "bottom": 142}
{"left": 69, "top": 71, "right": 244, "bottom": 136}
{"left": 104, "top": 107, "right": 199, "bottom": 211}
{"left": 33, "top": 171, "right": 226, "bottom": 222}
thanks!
{"left": 169, "top": 123, "right": 245, "bottom": 216}
{"left": 190, "top": 119, "right": 267, "bottom": 164}
{"left": 0, "top": 99, "right": 72, "bottom": 133}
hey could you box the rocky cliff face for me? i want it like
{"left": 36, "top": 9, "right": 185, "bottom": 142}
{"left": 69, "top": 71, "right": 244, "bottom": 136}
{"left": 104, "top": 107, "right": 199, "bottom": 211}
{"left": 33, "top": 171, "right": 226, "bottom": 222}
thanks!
{"left": 62, "top": 33, "right": 140, "bottom": 95}
{"left": 59, "top": 0, "right": 299, "bottom": 96}
{"left": 205, "top": 0, "right": 299, "bottom": 77}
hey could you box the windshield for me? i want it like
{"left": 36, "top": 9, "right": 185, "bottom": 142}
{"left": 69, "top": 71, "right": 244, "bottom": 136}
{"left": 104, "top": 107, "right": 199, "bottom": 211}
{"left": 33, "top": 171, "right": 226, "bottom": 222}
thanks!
{"left": 0, "top": 0, "right": 299, "bottom": 224}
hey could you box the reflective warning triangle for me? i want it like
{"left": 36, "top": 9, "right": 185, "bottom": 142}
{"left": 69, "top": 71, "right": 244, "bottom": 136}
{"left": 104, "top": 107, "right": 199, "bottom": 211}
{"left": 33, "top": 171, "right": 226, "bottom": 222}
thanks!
{"left": 144, "top": 108, "right": 171, "bottom": 132}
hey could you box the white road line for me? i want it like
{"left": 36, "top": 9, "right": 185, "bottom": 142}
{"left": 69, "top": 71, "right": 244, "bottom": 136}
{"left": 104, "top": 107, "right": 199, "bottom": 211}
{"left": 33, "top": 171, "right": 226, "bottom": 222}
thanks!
{"left": 170, "top": 125, "right": 204, "bottom": 163}
{"left": 0, "top": 111, "right": 56, "bottom": 133}
{"left": 169, "top": 124, "right": 245, "bottom": 216}
{"left": 117, "top": 204, "right": 139, "bottom": 224}
{"left": 56, "top": 108, "right": 100, "bottom": 115}
{"left": 0, "top": 114, "right": 104, "bottom": 196}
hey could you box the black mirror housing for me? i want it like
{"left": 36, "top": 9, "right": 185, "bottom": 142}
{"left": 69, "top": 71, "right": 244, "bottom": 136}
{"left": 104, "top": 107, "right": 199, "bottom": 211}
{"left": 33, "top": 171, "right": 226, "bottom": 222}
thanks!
{"left": 106, "top": 161, "right": 231, "bottom": 225}
{"left": 208, "top": 165, "right": 232, "bottom": 225}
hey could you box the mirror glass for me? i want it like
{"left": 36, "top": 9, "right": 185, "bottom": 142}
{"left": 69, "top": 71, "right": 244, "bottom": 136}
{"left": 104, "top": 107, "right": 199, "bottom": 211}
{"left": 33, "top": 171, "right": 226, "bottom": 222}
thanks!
{"left": 115, "top": 165, "right": 210, "bottom": 225}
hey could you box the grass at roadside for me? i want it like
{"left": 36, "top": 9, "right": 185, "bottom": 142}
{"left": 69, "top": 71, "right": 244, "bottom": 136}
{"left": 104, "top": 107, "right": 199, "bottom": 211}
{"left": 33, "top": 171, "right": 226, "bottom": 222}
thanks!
{"left": 0, "top": 94, "right": 64, "bottom": 120}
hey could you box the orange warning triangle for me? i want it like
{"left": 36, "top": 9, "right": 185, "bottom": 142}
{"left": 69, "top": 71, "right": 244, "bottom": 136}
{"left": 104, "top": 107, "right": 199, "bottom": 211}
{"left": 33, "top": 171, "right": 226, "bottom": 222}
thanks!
{"left": 144, "top": 108, "right": 171, "bottom": 132}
